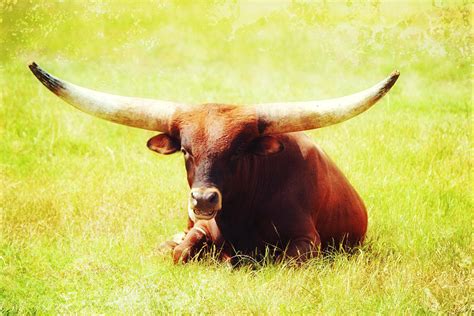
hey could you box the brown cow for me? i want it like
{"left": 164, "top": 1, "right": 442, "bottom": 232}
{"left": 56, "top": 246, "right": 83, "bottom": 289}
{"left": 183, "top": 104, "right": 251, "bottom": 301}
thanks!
{"left": 29, "top": 62, "right": 399, "bottom": 264}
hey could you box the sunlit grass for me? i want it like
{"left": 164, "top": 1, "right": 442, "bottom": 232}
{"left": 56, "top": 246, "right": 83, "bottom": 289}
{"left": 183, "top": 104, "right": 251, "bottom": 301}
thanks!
{"left": 0, "top": 1, "right": 472, "bottom": 314}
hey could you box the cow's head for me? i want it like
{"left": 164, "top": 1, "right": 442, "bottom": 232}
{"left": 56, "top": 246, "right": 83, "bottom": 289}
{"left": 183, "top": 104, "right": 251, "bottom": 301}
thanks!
{"left": 146, "top": 104, "right": 285, "bottom": 220}
{"left": 29, "top": 62, "right": 399, "bottom": 220}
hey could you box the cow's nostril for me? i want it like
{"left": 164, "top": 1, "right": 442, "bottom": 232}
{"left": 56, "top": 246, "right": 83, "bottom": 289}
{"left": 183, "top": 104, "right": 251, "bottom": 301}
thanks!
{"left": 207, "top": 191, "right": 218, "bottom": 204}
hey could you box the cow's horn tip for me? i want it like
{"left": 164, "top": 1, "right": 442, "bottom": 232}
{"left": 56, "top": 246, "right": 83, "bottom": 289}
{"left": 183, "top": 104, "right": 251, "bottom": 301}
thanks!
{"left": 28, "top": 61, "right": 38, "bottom": 70}
{"left": 383, "top": 70, "right": 400, "bottom": 91}
{"left": 28, "top": 61, "right": 43, "bottom": 79}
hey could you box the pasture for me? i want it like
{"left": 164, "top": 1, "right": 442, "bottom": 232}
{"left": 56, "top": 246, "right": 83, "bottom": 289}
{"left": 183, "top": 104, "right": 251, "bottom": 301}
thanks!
{"left": 0, "top": 1, "right": 472, "bottom": 314}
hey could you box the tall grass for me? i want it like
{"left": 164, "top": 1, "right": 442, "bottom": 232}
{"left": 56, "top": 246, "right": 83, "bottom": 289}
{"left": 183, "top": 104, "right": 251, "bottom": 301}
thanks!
{"left": 0, "top": 1, "right": 472, "bottom": 314}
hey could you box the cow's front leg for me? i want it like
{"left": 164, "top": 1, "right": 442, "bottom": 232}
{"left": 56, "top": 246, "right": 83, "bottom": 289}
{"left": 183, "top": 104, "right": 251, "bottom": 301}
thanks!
{"left": 173, "top": 225, "right": 208, "bottom": 263}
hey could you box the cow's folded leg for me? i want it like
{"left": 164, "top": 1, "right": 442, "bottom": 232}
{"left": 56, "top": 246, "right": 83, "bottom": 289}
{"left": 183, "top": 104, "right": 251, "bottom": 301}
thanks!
{"left": 173, "top": 226, "right": 207, "bottom": 264}
{"left": 282, "top": 237, "right": 321, "bottom": 264}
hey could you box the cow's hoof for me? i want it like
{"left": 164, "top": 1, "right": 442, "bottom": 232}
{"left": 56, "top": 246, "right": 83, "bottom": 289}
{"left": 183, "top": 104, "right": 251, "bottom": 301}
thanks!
{"left": 171, "top": 231, "right": 186, "bottom": 244}
{"left": 158, "top": 240, "right": 179, "bottom": 253}
{"left": 173, "top": 245, "right": 191, "bottom": 264}
{"left": 158, "top": 232, "right": 187, "bottom": 254}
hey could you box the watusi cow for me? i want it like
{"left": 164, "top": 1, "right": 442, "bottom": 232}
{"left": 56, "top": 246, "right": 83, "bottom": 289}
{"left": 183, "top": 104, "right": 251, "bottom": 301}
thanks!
{"left": 29, "top": 62, "right": 399, "bottom": 264}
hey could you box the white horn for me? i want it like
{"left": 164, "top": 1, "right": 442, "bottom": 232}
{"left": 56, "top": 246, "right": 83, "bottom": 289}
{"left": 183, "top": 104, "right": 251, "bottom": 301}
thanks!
{"left": 29, "top": 62, "right": 186, "bottom": 132}
{"left": 255, "top": 71, "right": 400, "bottom": 134}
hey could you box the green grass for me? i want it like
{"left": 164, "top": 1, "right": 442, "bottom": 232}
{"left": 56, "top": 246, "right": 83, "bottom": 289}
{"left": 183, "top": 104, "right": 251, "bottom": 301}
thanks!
{"left": 0, "top": 1, "right": 472, "bottom": 314}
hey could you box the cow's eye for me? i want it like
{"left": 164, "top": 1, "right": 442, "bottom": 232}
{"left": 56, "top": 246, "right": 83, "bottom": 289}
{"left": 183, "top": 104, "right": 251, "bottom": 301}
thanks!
{"left": 181, "top": 147, "right": 194, "bottom": 159}
{"left": 231, "top": 147, "right": 244, "bottom": 161}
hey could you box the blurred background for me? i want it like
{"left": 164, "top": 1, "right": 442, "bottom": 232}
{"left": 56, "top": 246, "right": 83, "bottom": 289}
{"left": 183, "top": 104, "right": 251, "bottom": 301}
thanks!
{"left": 1, "top": 1, "right": 470, "bottom": 103}
{"left": 0, "top": 1, "right": 471, "bottom": 314}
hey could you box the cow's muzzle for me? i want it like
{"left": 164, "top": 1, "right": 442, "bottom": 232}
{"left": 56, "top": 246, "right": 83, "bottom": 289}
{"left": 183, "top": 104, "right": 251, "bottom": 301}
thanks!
{"left": 189, "top": 187, "right": 222, "bottom": 220}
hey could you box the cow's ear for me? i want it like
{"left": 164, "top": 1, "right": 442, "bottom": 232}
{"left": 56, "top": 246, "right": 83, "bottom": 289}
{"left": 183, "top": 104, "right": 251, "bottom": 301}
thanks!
{"left": 249, "top": 136, "right": 284, "bottom": 156}
{"left": 147, "top": 134, "right": 180, "bottom": 155}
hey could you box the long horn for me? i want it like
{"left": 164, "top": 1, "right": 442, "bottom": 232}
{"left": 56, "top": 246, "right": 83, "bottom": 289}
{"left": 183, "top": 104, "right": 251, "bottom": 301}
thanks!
{"left": 29, "top": 62, "right": 185, "bottom": 132}
{"left": 255, "top": 71, "right": 400, "bottom": 134}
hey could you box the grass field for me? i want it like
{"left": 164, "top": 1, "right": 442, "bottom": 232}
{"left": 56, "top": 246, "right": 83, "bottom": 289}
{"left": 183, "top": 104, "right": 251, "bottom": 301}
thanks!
{"left": 0, "top": 1, "right": 472, "bottom": 314}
